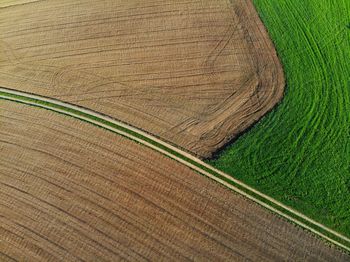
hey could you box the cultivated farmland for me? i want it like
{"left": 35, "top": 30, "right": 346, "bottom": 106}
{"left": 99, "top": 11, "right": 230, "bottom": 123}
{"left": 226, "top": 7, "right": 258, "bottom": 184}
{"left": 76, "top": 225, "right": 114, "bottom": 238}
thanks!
{"left": 210, "top": 0, "right": 350, "bottom": 239}
{"left": 0, "top": 0, "right": 284, "bottom": 158}
{"left": 0, "top": 100, "right": 348, "bottom": 261}
{"left": 1, "top": 0, "right": 349, "bottom": 258}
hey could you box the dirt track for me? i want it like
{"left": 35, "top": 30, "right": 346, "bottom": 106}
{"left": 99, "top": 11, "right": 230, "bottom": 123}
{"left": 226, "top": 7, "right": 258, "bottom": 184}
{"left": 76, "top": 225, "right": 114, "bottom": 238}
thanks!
{"left": 0, "top": 0, "right": 284, "bottom": 158}
{"left": 3, "top": 86, "right": 350, "bottom": 250}
{"left": 0, "top": 100, "right": 347, "bottom": 261}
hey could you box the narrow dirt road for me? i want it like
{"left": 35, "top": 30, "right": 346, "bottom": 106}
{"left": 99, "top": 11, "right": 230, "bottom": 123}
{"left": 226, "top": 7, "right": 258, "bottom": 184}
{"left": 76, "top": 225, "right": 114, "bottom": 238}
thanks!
{"left": 1, "top": 87, "right": 350, "bottom": 255}
{"left": 0, "top": 99, "right": 348, "bottom": 261}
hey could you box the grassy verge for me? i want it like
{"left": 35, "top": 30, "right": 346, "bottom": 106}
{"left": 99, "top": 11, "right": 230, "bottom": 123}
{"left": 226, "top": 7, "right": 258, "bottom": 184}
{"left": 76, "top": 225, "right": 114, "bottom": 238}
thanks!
{"left": 209, "top": 0, "right": 350, "bottom": 239}
{"left": 1, "top": 90, "right": 349, "bottom": 251}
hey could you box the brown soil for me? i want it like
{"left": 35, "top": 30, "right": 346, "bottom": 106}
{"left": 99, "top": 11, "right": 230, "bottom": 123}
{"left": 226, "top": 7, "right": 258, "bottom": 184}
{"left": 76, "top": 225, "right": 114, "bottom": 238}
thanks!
{"left": 0, "top": 0, "right": 284, "bottom": 158}
{"left": 0, "top": 100, "right": 347, "bottom": 261}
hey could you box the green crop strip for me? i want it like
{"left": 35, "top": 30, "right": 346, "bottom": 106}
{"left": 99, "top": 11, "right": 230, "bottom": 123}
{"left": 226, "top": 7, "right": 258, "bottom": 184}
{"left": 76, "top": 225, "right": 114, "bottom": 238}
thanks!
{"left": 209, "top": 0, "right": 350, "bottom": 239}
{"left": 1, "top": 90, "right": 349, "bottom": 251}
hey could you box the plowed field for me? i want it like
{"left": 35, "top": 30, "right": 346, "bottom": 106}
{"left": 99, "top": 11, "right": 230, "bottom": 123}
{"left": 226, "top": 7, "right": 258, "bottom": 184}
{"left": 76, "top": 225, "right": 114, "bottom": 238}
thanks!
{"left": 0, "top": 0, "right": 284, "bottom": 158}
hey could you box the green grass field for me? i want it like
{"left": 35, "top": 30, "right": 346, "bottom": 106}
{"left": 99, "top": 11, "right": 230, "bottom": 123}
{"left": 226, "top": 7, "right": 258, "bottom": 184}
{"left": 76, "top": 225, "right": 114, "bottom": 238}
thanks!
{"left": 209, "top": 0, "right": 350, "bottom": 237}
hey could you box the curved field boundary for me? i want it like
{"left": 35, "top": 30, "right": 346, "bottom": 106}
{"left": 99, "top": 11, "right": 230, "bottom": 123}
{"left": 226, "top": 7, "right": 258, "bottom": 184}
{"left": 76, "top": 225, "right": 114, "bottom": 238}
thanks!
{"left": 0, "top": 86, "right": 349, "bottom": 253}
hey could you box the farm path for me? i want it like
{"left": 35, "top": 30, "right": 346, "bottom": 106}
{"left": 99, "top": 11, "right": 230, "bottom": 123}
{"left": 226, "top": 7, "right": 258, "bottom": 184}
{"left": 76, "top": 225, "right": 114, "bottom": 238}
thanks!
{"left": 1, "top": 86, "right": 349, "bottom": 253}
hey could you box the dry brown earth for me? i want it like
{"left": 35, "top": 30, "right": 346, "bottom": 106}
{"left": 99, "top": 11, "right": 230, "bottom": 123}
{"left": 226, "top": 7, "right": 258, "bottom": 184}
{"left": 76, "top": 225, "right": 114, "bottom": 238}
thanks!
{"left": 0, "top": 100, "right": 347, "bottom": 261}
{"left": 0, "top": 0, "right": 284, "bottom": 158}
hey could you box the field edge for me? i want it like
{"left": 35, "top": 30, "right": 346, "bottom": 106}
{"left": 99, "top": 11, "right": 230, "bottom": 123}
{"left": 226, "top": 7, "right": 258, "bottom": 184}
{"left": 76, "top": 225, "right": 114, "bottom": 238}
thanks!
{"left": 0, "top": 87, "right": 349, "bottom": 254}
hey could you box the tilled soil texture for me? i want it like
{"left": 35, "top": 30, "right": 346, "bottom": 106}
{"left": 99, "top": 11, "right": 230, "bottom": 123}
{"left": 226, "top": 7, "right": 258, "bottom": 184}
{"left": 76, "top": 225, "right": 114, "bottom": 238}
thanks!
{"left": 0, "top": 100, "right": 347, "bottom": 261}
{"left": 0, "top": 0, "right": 284, "bottom": 158}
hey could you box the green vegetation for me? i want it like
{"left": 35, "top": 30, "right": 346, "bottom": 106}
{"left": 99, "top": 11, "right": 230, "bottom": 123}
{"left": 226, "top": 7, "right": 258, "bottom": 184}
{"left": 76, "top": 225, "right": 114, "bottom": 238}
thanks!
{"left": 209, "top": 0, "right": 350, "bottom": 237}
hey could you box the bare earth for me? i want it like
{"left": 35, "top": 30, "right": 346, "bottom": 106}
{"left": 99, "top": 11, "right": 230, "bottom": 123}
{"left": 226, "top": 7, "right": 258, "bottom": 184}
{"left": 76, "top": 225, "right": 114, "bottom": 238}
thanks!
{"left": 0, "top": 0, "right": 284, "bottom": 158}
{"left": 0, "top": 100, "right": 347, "bottom": 261}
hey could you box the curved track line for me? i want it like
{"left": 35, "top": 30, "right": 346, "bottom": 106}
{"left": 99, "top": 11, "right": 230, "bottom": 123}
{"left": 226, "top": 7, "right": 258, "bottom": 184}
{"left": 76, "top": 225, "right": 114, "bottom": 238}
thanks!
{"left": 0, "top": 86, "right": 349, "bottom": 253}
